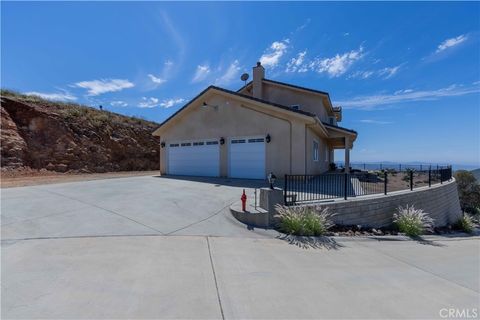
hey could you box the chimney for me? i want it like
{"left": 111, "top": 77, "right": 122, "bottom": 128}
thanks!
{"left": 252, "top": 61, "right": 265, "bottom": 99}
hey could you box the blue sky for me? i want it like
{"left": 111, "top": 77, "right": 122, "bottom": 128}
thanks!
{"left": 2, "top": 2, "right": 479, "bottom": 166}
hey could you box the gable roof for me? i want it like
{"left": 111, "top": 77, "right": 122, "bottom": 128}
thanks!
{"left": 237, "top": 78, "right": 335, "bottom": 113}
{"left": 263, "top": 78, "right": 331, "bottom": 97}
{"left": 153, "top": 84, "right": 356, "bottom": 139}
{"left": 153, "top": 85, "right": 316, "bottom": 136}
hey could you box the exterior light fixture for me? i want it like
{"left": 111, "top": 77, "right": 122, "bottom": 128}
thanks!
{"left": 220, "top": 137, "right": 225, "bottom": 145}
{"left": 267, "top": 172, "right": 277, "bottom": 189}
{"left": 202, "top": 102, "right": 218, "bottom": 110}
{"left": 266, "top": 134, "right": 271, "bottom": 143}
{"left": 160, "top": 142, "right": 166, "bottom": 148}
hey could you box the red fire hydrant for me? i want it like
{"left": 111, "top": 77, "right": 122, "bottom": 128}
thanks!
{"left": 241, "top": 189, "right": 247, "bottom": 212}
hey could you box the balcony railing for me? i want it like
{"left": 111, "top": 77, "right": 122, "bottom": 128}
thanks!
{"left": 284, "top": 165, "right": 452, "bottom": 206}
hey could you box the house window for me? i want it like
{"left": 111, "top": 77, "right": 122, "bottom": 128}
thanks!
{"left": 313, "top": 140, "right": 319, "bottom": 161}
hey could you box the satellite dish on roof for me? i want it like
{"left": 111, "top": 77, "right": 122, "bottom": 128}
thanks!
{"left": 240, "top": 73, "right": 249, "bottom": 86}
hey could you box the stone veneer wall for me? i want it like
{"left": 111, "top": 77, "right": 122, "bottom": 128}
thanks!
{"left": 309, "top": 179, "right": 462, "bottom": 228}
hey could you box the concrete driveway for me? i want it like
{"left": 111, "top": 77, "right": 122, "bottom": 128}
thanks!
{"left": 1, "top": 175, "right": 271, "bottom": 240}
{"left": 2, "top": 175, "right": 479, "bottom": 319}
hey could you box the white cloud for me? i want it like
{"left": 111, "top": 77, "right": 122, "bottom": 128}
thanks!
{"left": 259, "top": 39, "right": 289, "bottom": 68}
{"left": 286, "top": 50, "right": 308, "bottom": 73}
{"left": 348, "top": 70, "right": 374, "bottom": 79}
{"left": 436, "top": 34, "right": 468, "bottom": 53}
{"left": 215, "top": 60, "right": 241, "bottom": 86}
{"left": 336, "top": 84, "right": 480, "bottom": 109}
{"left": 139, "top": 97, "right": 159, "bottom": 108}
{"left": 147, "top": 74, "right": 166, "bottom": 85}
{"left": 310, "top": 46, "right": 364, "bottom": 77}
{"left": 359, "top": 119, "right": 393, "bottom": 125}
{"left": 160, "top": 98, "right": 186, "bottom": 108}
{"left": 110, "top": 100, "right": 128, "bottom": 107}
{"left": 73, "top": 79, "right": 134, "bottom": 96}
{"left": 192, "top": 64, "right": 211, "bottom": 83}
{"left": 138, "top": 97, "right": 185, "bottom": 108}
{"left": 25, "top": 91, "right": 77, "bottom": 101}
{"left": 378, "top": 64, "right": 403, "bottom": 79}
{"left": 348, "top": 64, "right": 404, "bottom": 80}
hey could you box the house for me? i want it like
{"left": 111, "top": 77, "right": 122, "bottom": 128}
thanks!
{"left": 152, "top": 62, "right": 357, "bottom": 179}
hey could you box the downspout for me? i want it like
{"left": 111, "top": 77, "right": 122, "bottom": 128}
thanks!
{"left": 240, "top": 104, "right": 293, "bottom": 174}
{"left": 304, "top": 126, "right": 307, "bottom": 175}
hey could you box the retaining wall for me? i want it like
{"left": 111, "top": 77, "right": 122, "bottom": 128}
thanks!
{"left": 314, "top": 179, "right": 462, "bottom": 228}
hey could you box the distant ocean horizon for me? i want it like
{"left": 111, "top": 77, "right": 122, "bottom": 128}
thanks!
{"left": 336, "top": 161, "right": 479, "bottom": 171}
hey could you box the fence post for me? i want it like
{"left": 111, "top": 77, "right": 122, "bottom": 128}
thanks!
{"left": 384, "top": 171, "right": 388, "bottom": 195}
{"left": 344, "top": 173, "right": 348, "bottom": 200}
{"left": 284, "top": 175, "right": 287, "bottom": 204}
{"left": 428, "top": 169, "right": 431, "bottom": 187}
{"left": 410, "top": 170, "right": 413, "bottom": 191}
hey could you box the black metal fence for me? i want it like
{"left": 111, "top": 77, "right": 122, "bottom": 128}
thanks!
{"left": 284, "top": 166, "right": 452, "bottom": 206}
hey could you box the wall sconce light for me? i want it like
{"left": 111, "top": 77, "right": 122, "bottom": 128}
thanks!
{"left": 220, "top": 137, "right": 225, "bottom": 145}
{"left": 202, "top": 102, "right": 218, "bottom": 110}
{"left": 160, "top": 142, "right": 166, "bottom": 148}
{"left": 266, "top": 134, "right": 271, "bottom": 143}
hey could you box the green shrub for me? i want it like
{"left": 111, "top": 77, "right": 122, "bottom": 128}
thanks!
{"left": 393, "top": 205, "right": 434, "bottom": 237}
{"left": 454, "top": 171, "right": 480, "bottom": 211}
{"left": 275, "top": 205, "right": 334, "bottom": 236}
{"left": 456, "top": 215, "right": 475, "bottom": 234}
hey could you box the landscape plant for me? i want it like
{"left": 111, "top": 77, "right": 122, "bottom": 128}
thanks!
{"left": 454, "top": 170, "right": 480, "bottom": 212}
{"left": 393, "top": 205, "right": 434, "bottom": 237}
{"left": 275, "top": 205, "right": 334, "bottom": 236}
{"left": 456, "top": 214, "right": 475, "bottom": 234}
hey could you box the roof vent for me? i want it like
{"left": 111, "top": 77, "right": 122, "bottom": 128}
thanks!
{"left": 291, "top": 104, "right": 300, "bottom": 110}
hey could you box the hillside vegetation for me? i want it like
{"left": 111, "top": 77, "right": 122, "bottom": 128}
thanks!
{"left": 471, "top": 168, "right": 480, "bottom": 182}
{"left": 1, "top": 90, "right": 159, "bottom": 173}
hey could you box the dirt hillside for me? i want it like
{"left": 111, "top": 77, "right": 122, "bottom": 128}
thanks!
{"left": 1, "top": 90, "right": 160, "bottom": 174}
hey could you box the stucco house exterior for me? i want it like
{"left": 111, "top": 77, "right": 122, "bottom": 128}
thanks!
{"left": 152, "top": 62, "right": 357, "bottom": 179}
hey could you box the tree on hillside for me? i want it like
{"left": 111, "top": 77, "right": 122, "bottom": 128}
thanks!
{"left": 454, "top": 170, "right": 480, "bottom": 212}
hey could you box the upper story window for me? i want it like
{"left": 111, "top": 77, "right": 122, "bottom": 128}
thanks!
{"left": 313, "top": 140, "right": 319, "bottom": 161}
{"left": 329, "top": 116, "right": 337, "bottom": 126}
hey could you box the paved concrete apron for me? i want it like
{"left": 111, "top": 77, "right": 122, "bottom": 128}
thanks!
{"left": 2, "top": 176, "right": 479, "bottom": 319}
{"left": 2, "top": 235, "right": 478, "bottom": 319}
{"left": 1, "top": 175, "right": 272, "bottom": 239}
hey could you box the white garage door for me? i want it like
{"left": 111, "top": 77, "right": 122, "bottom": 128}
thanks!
{"left": 168, "top": 140, "right": 220, "bottom": 177}
{"left": 229, "top": 137, "right": 266, "bottom": 179}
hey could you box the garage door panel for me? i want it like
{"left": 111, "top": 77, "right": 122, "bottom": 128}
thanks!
{"left": 229, "top": 137, "right": 265, "bottom": 179}
{"left": 168, "top": 142, "right": 219, "bottom": 177}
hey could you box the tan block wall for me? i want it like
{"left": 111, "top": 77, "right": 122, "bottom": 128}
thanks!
{"left": 313, "top": 179, "right": 462, "bottom": 228}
